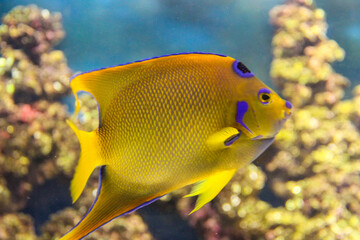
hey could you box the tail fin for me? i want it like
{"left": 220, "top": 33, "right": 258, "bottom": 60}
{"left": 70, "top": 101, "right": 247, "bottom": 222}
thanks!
{"left": 66, "top": 120, "right": 104, "bottom": 203}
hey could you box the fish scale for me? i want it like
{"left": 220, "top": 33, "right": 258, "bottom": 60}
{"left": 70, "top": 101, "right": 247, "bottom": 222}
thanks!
{"left": 103, "top": 68, "right": 221, "bottom": 183}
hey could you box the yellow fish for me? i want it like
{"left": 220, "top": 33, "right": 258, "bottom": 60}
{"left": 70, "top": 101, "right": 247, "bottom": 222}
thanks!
{"left": 60, "top": 52, "right": 292, "bottom": 240}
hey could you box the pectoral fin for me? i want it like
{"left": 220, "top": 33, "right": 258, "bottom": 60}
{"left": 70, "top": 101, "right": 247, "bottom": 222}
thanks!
{"left": 206, "top": 127, "right": 241, "bottom": 151}
{"left": 185, "top": 169, "right": 237, "bottom": 214}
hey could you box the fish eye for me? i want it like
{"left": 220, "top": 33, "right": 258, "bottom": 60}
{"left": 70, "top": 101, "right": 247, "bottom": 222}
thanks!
{"left": 258, "top": 88, "right": 272, "bottom": 104}
{"left": 260, "top": 93, "right": 271, "bottom": 102}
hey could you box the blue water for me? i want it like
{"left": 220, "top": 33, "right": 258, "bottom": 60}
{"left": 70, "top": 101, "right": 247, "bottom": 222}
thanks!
{"left": 1, "top": 0, "right": 359, "bottom": 91}
{"left": 1, "top": 0, "right": 359, "bottom": 90}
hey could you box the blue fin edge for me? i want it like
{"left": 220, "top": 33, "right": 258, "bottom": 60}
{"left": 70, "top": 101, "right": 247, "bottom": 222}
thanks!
{"left": 61, "top": 166, "right": 163, "bottom": 240}
{"left": 69, "top": 52, "right": 227, "bottom": 83}
{"left": 61, "top": 166, "right": 106, "bottom": 239}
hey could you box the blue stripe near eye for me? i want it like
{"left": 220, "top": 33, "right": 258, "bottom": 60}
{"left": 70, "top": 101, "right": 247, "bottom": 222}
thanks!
{"left": 232, "top": 60, "right": 254, "bottom": 78}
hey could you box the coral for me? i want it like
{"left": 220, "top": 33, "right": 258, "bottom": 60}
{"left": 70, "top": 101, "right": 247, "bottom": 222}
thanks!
{"left": 270, "top": 0, "right": 348, "bottom": 108}
{"left": 0, "top": 41, "right": 70, "bottom": 103}
{"left": 0, "top": 5, "right": 154, "bottom": 240}
{"left": 172, "top": 1, "right": 360, "bottom": 240}
{"left": 0, "top": 213, "right": 37, "bottom": 240}
{"left": 0, "top": 5, "right": 65, "bottom": 64}
{"left": 263, "top": 0, "right": 360, "bottom": 239}
{"left": 0, "top": 5, "right": 76, "bottom": 212}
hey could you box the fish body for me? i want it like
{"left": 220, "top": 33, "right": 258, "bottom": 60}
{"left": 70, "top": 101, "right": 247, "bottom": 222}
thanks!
{"left": 60, "top": 53, "right": 292, "bottom": 239}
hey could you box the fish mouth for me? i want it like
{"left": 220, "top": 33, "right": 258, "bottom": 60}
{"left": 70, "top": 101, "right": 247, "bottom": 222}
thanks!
{"left": 284, "top": 108, "right": 292, "bottom": 119}
{"left": 284, "top": 112, "right": 291, "bottom": 119}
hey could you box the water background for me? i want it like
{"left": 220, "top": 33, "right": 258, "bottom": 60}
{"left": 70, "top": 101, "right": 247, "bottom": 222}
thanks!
{"left": 1, "top": 0, "right": 359, "bottom": 93}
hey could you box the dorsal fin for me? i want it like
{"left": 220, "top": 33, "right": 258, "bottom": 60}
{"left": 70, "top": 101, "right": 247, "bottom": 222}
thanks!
{"left": 70, "top": 64, "right": 139, "bottom": 127}
{"left": 69, "top": 52, "right": 228, "bottom": 128}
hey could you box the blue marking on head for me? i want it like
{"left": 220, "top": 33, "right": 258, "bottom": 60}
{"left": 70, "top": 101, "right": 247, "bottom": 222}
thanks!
{"left": 236, "top": 101, "right": 252, "bottom": 133}
{"left": 69, "top": 52, "right": 227, "bottom": 84}
{"left": 232, "top": 60, "right": 254, "bottom": 78}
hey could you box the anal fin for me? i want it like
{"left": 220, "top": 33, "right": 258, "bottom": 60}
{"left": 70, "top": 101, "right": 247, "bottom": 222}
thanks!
{"left": 59, "top": 166, "right": 164, "bottom": 240}
{"left": 185, "top": 169, "right": 237, "bottom": 214}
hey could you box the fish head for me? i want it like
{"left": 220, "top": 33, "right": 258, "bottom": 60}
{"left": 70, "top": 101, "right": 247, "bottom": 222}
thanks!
{"left": 231, "top": 60, "right": 292, "bottom": 140}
